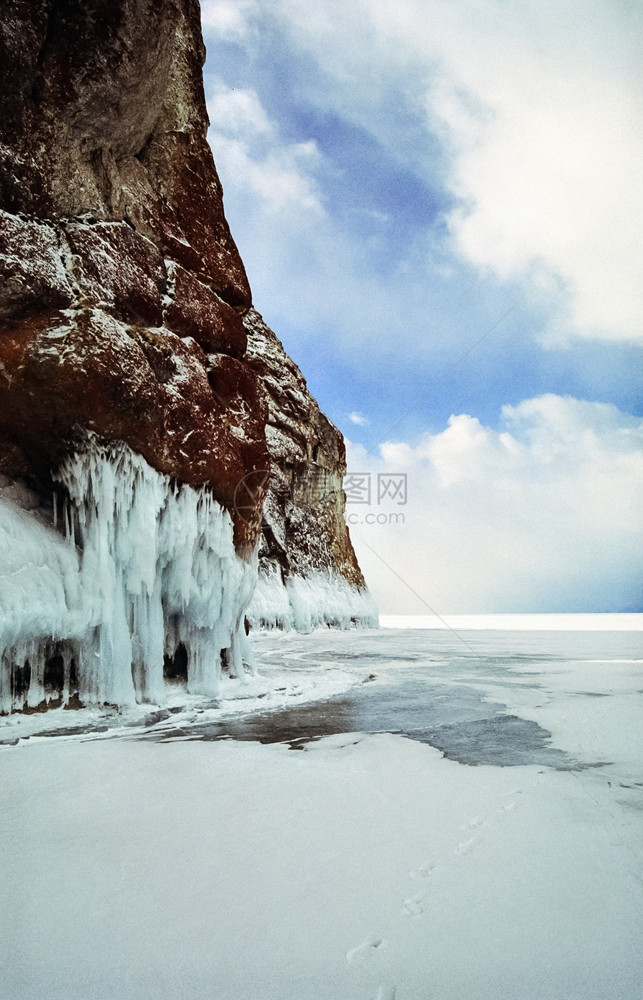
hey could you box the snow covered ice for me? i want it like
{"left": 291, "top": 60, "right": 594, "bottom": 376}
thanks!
{"left": 1, "top": 618, "right": 642, "bottom": 1000}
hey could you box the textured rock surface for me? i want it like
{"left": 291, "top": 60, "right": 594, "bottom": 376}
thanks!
{"left": 245, "top": 309, "right": 366, "bottom": 590}
{"left": 0, "top": 0, "right": 265, "bottom": 551}
{"left": 0, "top": 0, "right": 250, "bottom": 307}
{"left": 0, "top": 0, "right": 373, "bottom": 710}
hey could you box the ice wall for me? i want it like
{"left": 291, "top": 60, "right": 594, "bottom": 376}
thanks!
{"left": 247, "top": 565, "right": 378, "bottom": 633}
{"left": 0, "top": 437, "right": 255, "bottom": 713}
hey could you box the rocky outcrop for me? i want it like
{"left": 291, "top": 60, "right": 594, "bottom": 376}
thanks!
{"left": 245, "top": 310, "right": 364, "bottom": 587}
{"left": 244, "top": 309, "right": 376, "bottom": 630}
{"left": 0, "top": 0, "right": 375, "bottom": 713}
{"left": 0, "top": 0, "right": 266, "bottom": 551}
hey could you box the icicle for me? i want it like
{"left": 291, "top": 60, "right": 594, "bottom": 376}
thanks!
{"left": 246, "top": 565, "right": 378, "bottom": 632}
{"left": 1, "top": 435, "right": 255, "bottom": 711}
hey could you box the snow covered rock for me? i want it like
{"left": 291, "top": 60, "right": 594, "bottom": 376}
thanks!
{"left": 0, "top": 0, "right": 375, "bottom": 711}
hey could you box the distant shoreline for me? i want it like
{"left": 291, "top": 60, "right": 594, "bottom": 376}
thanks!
{"left": 379, "top": 613, "right": 643, "bottom": 631}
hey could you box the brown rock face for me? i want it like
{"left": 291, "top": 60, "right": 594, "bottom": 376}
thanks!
{"left": 245, "top": 310, "right": 366, "bottom": 589}
{"left": 0, "top": 0, "right": 374, "bottom": 716}
{"left": 0, "top": 0, "right": 266, "bottom": 551}
{"left": 0, "top": 0, "right": 249, "bottom": 308}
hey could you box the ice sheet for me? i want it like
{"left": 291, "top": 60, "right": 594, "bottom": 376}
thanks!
{"left": 1, "top": 625, "right": 641, "bottom": 1000}
{"left": 380, "top": 613, "right": 643, "bottom": 630}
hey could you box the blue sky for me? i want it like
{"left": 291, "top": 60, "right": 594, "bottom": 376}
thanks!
{"left": 200, "top": 0, "right": 642, "bottom": 612}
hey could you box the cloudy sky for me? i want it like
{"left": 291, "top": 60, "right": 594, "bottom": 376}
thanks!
{"left": 200, "top": 0, "right": 642, "bottom": 613}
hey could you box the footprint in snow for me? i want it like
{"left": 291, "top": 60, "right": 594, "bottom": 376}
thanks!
{"left": 374, "top": 986, "right": 396, "bottom": 1000}
{"left": 454, "top": 834, "right": 481, "bottom": 855}
{"left": 502, "top": 790, "right": 523, "bottom": 812}
{"left": 410, "top": 860, "right": 438, "bottom": 879}
{"left": 460, "top": 815, "right": 486, "bottom": 830}
{"left": 346, "top": 936, "right": 385, "bottom": 964}
{"left": 402, "top": 892, "right": 426, "bottom": 916}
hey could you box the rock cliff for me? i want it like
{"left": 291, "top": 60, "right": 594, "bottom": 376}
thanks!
{"left": 0, "top": 0, "right": 264, "bottom": 552}
{"left": 244, "top": 310, "right": 374, "bottom": 631}
{"left": 0, "top": 0, "right": 375, "bottom": 713}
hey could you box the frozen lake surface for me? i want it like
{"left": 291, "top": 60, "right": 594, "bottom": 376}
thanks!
{"left": 131, "top": 626, "right": 641, "bottom": 771}
{"left": 1, "top": 619, "right": 642, "bottom": 1000}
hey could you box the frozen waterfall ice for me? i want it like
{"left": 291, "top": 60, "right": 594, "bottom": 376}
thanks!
{"left": 1, "top": 435, "right": 377, "bottom": 715}
{"left": 0, "top": 437, "right": 255, "bottom": 713}
{"left": 246, "top": 563, "right": 378, "bottom": 632}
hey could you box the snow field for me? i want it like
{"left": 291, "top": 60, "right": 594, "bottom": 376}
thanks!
{"left": 1, "top": 619, "right": 641, "bottom": 998}
{"left": 380, "top": 614, "right": 643, "bottom": 631}
{"left": 1, "top": 725, "right": 641, "bottom": 1000}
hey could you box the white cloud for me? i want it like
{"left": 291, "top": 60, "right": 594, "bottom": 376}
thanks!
{"left": 200, "top": 0, "right": 257, "bottom": 40}
{"left": 206, "top": 79, "right": 422, "bottom": 355}
{"left": 270, "top": 0, "right": 643, "bottom": 344}
{"left": 346, "top": 395, "right": 643, "bottom": 612}
{"left": 207, "top": 81, "right": 324, "bottom": 217}
{"left": 208, "top": 83, "right": 272, "bottom": 138}
{"left": 348, "top": 411, "right": 369, "bottom": 427}
{"left": 198, "top": 6, "right": 642, "bottom": 613}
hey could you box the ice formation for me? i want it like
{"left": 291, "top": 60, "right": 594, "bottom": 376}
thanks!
{"left": 247, "top": 564, "right": 378, "bottom": 633}
{"left": 0, "top": 437, "right": 255, "bottom": 713}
